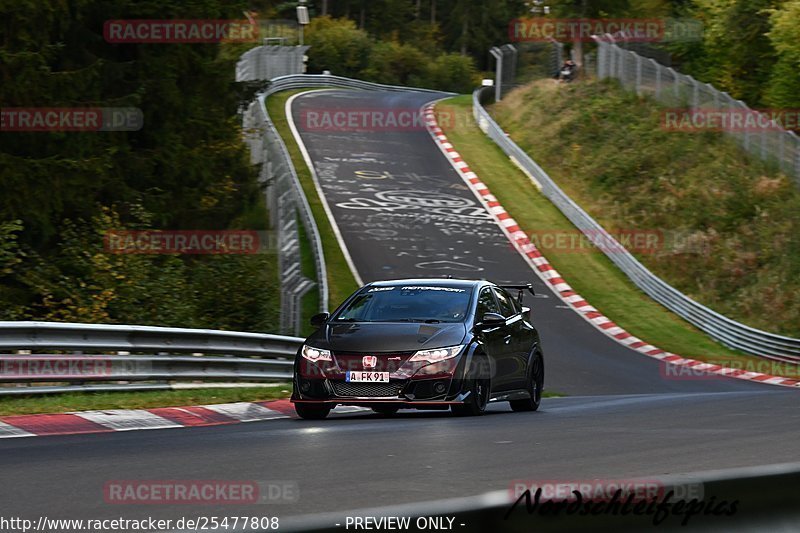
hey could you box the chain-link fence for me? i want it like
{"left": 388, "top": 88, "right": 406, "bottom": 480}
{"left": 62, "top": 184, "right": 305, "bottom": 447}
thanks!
{"left": 594, "top": 34, "right": 800, "bottom": 185}
{"left": 489, "top": 44, "right": 517, "bottom": 101}
{"left": 473, "top": 86, "right": 800, "bottom": 360}
{"left": 236, "top": 45, "right": 310, "bottom": 82}
{"left": 491, "top": 40, "right": 564, "bottom": 101}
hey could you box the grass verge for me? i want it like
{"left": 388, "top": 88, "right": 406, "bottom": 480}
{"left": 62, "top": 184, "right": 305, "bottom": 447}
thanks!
{"left": 266, "top": 89, "right": 360, "bottom": 333}
{"left": 438, "top": 94, "right": 797, "bottom": 378}
{"left": 0, "top": 385, "right": 291, "bottom": 416}
{"left": 492, "top": 79, "right": 800, "bottom": 337}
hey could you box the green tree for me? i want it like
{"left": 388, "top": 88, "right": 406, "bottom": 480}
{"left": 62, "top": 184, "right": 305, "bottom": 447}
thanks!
{"left": 305, "top": 16, "right": 373, "bottom": 76}
{"left": 361, "top": 40, "right": 428, "bottom": 86}
{"left": 764, "top": 0, "right": 800, "bottom": 112}
{"left": 425, "top": 52, "right": 479, "bottom": 93}
{"left": 686, "top": 0, "right": 779, "bottom": 106}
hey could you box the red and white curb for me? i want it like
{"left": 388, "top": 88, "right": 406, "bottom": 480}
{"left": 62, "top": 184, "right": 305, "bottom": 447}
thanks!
{"left": 0, "top": 401, "right": 371, "bottom": 439}
{"left": 422, "top": 103, "right": 800, "bottom": 389}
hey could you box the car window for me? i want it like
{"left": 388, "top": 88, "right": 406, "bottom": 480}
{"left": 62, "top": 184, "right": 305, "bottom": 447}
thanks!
{"left": 334, "top": 285, "right": 472, "bottom": 323}
{"left": 493, "top": 288, "right": 518, "bottom": 317}
{"left": 475, "top": 288, "right": 500, "bottom": 318}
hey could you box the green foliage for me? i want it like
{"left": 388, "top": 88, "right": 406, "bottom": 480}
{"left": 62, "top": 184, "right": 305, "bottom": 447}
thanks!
{"left": 425, "top": 53, "right": 479, "bottom": 93}
{"left": 665, "top": 0, "right": 800, "bottom": 114}
{"left": 305, "top": 16, "right": 372, "bottom": 76}
{"left": 305, "top": 16, "right": 479, "bottom": 92}
{"left": 1, "top": 1, "right": 280, "bottom": 332}
{"left": 2, "top": 209, "right": 279, "bottom": 332}
{"left": 764, "top": 0, "right": 800, "bottom": 110}
{"left": 361, "top": 40, "right": 428, "bottom": 86}
{"left": 686, "top": 0, "right": 778, "bottom": 106}
{"left": 492, "top": 79, "right": 800, "bottom": 336}
{"left": 0, "top": 221, "right": 24, "bottom": 277}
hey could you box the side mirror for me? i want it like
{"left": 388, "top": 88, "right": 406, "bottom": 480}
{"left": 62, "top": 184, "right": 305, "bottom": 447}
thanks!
{"left": 310, "top": 312, "right": 330, "bottom": 328}
{"left": 475, "top": 312, "right": 506, "bottom": 330}
{"left": 521, "top": 306, "right": 531, "bottom": 318}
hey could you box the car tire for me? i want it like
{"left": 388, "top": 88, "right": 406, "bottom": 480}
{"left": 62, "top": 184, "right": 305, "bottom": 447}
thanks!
{"left": 294, "top": 402, "right": 332, "bottom": 420}
{"left": 371, "top": 406, "right": 400, "bottom": 416}
{"left": 451, "top": 373, "right": 490, "bottom": 417}
{"left": 510, "top": 352, "right": 544, "bottom": 412}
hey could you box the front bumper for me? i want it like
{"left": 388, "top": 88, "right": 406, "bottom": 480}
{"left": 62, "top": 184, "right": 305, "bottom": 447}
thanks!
{"left": 292, "top": 347, "right": 474, "bottom": 407}
{"left": 291, "top": 375, "right": 469, "bottom": 406}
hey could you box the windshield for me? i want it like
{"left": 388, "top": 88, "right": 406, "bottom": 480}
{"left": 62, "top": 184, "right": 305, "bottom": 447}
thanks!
{"left": 334, "top": 285, "right": 472, "bottom": 323}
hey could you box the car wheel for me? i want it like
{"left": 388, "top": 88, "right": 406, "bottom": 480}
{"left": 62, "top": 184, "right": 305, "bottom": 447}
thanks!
{"left": 371, "top": 406, "right": 400, "bottom": 416}
{"left": 452, "top": 375, "right": 490, "bottom": 417}
{"left": 294, "top": 402, "right": 332, "bottom": 420}
{"left": 510, "top": 352, "right": 544, "bottom": 412}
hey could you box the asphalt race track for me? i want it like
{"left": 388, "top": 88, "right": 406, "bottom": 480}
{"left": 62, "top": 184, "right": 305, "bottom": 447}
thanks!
{"left": 287, "top": 90, "right": 767, "bottom": 397}
{"left": 1, "top": 89, "right": 798, "bottom": 529}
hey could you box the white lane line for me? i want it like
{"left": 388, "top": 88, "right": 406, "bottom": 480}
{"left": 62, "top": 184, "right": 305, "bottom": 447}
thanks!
{"left": 285, "top": 91, "right": 364, "bottom": 287}
{"left": 204, "top": 402, "right": 288, "bottom": 422}
{"left": 74, "top": 410, "right": 182, "bottom": 431}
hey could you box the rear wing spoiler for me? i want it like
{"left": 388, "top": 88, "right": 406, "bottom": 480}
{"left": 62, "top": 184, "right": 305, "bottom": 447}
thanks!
{"left": 498, "top": 283, "right": 536, "bottom": 306}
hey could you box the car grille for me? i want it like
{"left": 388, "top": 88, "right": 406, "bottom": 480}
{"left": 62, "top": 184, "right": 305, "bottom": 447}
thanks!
{"left": 331, "top": 381, "right": 404, "bottom": 398}
{"left": 332, "top": 352, "right": 414, "bottom": 372}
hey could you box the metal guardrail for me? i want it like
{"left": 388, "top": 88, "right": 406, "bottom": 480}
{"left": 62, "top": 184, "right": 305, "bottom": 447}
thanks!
{"left": 245, "top": 90, "right": 318, "bottom": 336}
{"left": 473, "top": 87, "right": 800, "bottom": 361}
{"left": 0, "top": 322, "right": 304, "bottom": 395}
{"left": 264, "top": 73, "right": 451, "bottom": 95}
{"left": 2, "top": 77, "right": 451, "bottom": 393}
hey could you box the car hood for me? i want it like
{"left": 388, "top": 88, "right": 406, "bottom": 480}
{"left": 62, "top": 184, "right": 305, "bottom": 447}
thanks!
{"left": 308, "top": 322, "right": 468, "bottom": 353}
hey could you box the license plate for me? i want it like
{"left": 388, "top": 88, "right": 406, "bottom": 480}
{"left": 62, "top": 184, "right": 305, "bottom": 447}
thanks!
{"left": 346, "top": 371, "right": 389, "bottom": 383}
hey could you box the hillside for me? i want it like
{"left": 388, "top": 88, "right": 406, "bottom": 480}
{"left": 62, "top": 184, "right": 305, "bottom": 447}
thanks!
{"left": 492, "top": 79, "right": 800, "bottom": 337}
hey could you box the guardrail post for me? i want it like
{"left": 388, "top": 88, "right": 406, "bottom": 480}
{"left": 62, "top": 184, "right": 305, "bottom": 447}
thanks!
{"left": 635, "top": 54, "right": 642, "bottom": 95}
{"left": 490, "top": 47, "right": 503, "bottom": 101}
{"left": 673, "top": 69, "right": 679, "bottom": 99}
{"left": 795, "top": 140, "right": 800, "bottom": 183}
{"left": 653, "top": 59, "right": 661, "bottom": 98}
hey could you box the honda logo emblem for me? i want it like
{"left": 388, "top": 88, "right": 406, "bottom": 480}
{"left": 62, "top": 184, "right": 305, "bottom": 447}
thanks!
{"left": 362, "top": 355, "right": 377, "bottom": 368}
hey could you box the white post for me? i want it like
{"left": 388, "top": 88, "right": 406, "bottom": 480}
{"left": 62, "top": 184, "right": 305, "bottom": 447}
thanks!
{"left": 654, "top": 59, "right": 661, "bottom": 99}
{"left": 635, "top": 54, "right": 642, "bottom": 94}
{"left": 490, "top": 47, "right": 503, "bottom": 101}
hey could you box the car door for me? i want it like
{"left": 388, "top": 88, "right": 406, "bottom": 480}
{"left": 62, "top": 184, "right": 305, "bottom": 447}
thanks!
{"left": 474, "top": 287, "right": 514, "bottom": 392}
{"left": 493, "top": 287, "right": 532, "bottom": 391}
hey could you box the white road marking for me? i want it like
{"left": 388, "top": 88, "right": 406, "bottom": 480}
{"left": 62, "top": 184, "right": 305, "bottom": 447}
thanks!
{"left": 0, "top": 421, "right": 35, "bottom": 438}
{"left": 75, "top": 410, "right": 182, "bottom": 431}
{"left": 203, "top": 402, "right": 288, "bottom": 422}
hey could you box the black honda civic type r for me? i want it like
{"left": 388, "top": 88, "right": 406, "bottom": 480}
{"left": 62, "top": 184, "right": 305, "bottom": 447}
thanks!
{"left": 291, "top": 279, "right": 544, "bottom": 419}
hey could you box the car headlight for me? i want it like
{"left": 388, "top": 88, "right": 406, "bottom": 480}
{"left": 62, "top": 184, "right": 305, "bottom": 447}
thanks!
{"left": 301, "top": 345, "right": 332, "bottom": 362}
{"left": 409, "top": 345, "right": 464, "bottom": 365}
